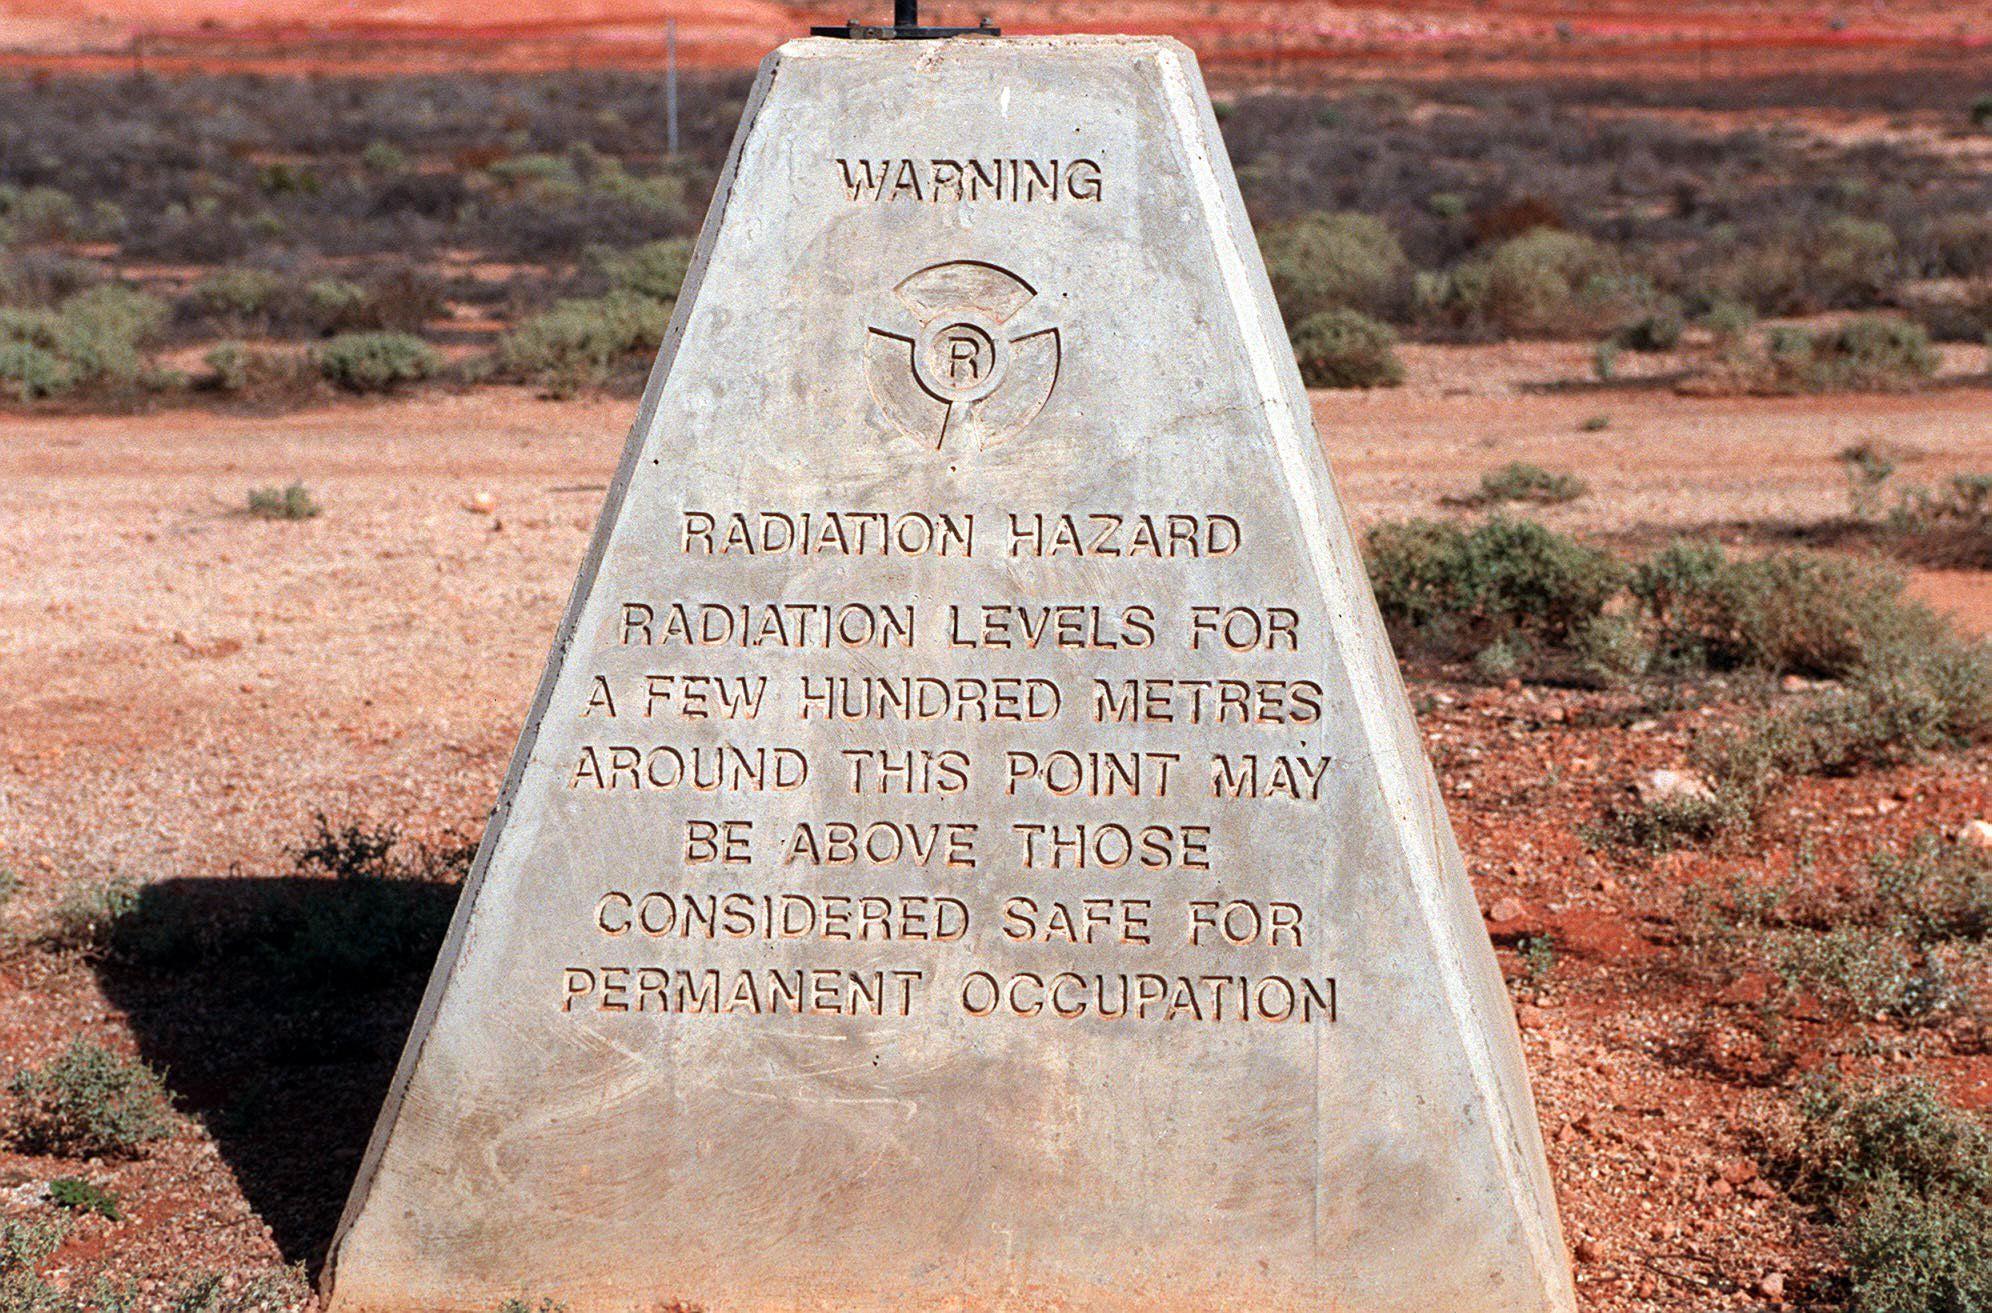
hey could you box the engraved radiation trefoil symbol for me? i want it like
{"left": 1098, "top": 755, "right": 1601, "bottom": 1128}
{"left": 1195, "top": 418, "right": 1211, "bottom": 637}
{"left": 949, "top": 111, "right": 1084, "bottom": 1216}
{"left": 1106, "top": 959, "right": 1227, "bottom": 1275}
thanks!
{"left": 863, "top": 260, "right": 1061, "bottom": 451}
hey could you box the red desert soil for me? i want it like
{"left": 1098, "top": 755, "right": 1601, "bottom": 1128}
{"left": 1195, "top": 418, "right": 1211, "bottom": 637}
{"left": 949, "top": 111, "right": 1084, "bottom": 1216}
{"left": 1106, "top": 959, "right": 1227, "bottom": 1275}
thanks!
{"left": 0, "top": 351, "right": 1988, "bottom": 1306}
{"left": 1, "top": 0, "right": 1984, "bottom": 77}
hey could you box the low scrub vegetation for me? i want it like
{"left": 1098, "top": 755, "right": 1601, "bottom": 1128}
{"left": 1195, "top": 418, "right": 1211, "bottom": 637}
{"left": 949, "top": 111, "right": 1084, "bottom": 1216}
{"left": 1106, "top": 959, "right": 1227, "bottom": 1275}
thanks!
{"left": 1709, "top": 317, "right": 1940, "bottom": 394}
{"left": 1289, "top": 307, "right": 1403, "bottom": 388}
{"left": 1428, "top": 228, "right": 1663, "bottom": 339}
{"left": 0, "top": 285, "right": 169, "bottom": 401}
{"left": 245, "top": 482, "right": 321, "bottom": 521}
{"left": 1458, "top": 462, "right": 1588, "bottom": 508}
{"left": 6, "top": 1039, "right": 172, "bottom": 1158}
{"left": 1688, "top": 830, "right": 1988, "bottom": 1024}
{"left": 46, "top": 1178, "right": 119, "bottom": 1221}
{"left": 312, "top": 331, "right": 441, "bottom": 393}
{"left": 1261, "top": 210, "right": 1411, "bottom": 323}
{"left": 1787, "top": 1081, "right": 1991, "bottom": 1313}
{"left": 1367, "top": 517, "right": 1628, "bottom": 666}
{"left": 1, "top": 1218, "right": 307, "bottom": 1313}
{"left": 495, "top": 290, "right": 673, "bottom": 395}
{"left": 1365, "top": 517, "right": 1992, "bottom": 847}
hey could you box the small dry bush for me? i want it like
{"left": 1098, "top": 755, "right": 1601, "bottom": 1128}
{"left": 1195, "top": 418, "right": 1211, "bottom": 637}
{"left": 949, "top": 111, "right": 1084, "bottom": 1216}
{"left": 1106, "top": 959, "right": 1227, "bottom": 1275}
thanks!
{"left": 0, "top": 286, "right": 170, "bottom": 401}
{"left": 40, "top": 878, "right": 137, "bottom": 955}
{"left": 1708, "top": 317, "right": 1939, "bottom": 394}
{"left": 1459, "top": 462, "right": 1587, "bottom": 508}
{"left": 1260, "top": 211, "right": 1412, "bottom": 323}
{"left": 6, "top": 1039, "right": 172, "bottom": 1158}
{"left": 312, "top": 331, "right": 440, "bottom": 393}
{"left": 204, "top": 343, "right": 318, "bottom": 403}
{"left": 245, "top": 482, "right": 320, "bottom": 521}
{"left": 1365, "top": 517, "right": 1626, "bottom": 673}
{"left": 495, "top": 291, "right": 672, "bottom": 396}
{"left": 1698, "top": 217, "right": 1903, "bottom": 316}
{"left": 1290, "top": 308, "right": 1403, "bottom": 388}
{"left": 1786, "top": 1081, "right": 1991, "bottom": 1313}
{"left": 1430, "top": 228, "right": 1659, "bottom": 339}
{"left": 592, "top": 238, "right": 695, "bottom": 302}
{"left": 1631, "top": 543, "right": 1934, "bottom": 678}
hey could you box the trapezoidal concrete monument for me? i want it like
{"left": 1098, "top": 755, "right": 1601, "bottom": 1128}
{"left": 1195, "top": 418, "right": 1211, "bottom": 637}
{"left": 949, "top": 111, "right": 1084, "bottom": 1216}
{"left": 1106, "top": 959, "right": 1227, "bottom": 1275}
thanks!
{"left": 326, "top": 32, "right": 1576, "bottom": 1313}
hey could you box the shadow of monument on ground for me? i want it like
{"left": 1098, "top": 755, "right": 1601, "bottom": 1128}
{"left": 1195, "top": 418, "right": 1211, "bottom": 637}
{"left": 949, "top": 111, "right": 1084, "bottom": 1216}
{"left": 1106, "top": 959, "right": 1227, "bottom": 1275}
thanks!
{"left": 93, "top": 873, "right": 461, "bottom": 1270}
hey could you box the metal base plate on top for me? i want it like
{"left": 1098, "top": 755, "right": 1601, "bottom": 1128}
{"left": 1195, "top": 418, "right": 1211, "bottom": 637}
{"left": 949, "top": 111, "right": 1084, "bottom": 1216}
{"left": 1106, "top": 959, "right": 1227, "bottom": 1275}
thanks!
{"left": 810, "top": 18, "right": 1000, "bottom": 38}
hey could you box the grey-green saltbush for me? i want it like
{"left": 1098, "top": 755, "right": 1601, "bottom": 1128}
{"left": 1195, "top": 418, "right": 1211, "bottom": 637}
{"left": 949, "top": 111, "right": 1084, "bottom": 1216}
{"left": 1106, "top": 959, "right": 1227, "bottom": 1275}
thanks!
{"left": 313, "top": 331, "right": 440, "bottom": 393}
{"left": 1290, "top": 308, "right": 1404, "bottom": 389}
{"left": 495, "top": 292, "right": 672, "bottom": 395}
{"left": 7, "top": 1039, "right": 172, "bottom": 1158}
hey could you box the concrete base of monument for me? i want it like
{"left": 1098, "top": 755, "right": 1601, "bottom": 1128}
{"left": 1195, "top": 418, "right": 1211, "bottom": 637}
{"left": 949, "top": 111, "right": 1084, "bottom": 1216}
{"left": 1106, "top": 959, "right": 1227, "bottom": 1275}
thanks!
{"left": 322, "top": 32, "right": 1577, "bottom": 1313}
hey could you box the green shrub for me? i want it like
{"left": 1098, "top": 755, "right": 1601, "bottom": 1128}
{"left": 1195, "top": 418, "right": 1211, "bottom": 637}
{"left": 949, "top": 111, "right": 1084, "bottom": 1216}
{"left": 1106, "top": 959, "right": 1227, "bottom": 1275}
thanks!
{"left": 164, "top": 1267, "right": 310, "bottom": 1313}
{"left": 1365, "top": 517, "right": 1626, "bottom": 659}
{"left": 1760, "top": 316, "right": 1941, "bottom": 392}
{"left": 495, "top": 291, "right": 671, "bottom": 394}
{"left": 593, "top": 239, "right": 694, "bottom": 301}
{"left": 1290, "top": 308, "right": 1403, "bottom": 388}
{"left": 1703, "top": 219, "right": 1902, "bottom": 314}
{"left": 1591, "top": 338, "right": 1620, "bottom": 381}
{"left": 1687, "top": 631, "right": 1992, "bottom": 826}
{"left": 1467, "top": 461, "right": 1587, "bottom": 507}
{"left": 1843, "top": 1181, "right": 1991, "bottom": 1313}
{"left": 305, "top": 277, "right": 370, "bottom": 327}
{"left": 42, "top": 878, "right": 138, "bottom": 954}
{"left": 0, "top": 186, "right": 81, "bottom": 244}
{"left": 360, "top": 141, "right": 408, "bottom": 174}
{"left": 0, "top": 1217, "right": 66, "bottom": 1312}
{"left": 589, "top": 161, "right": 685, "bottom": 216}
{"left": 492, "top": 1301, "right": 568, "bottom": 1313}
{"left": 1442, "top": 228, "right": 1657, "bottom": 338}
{"left": 1795, "top": 1080, "right": 1991, "bottom": 1216}
{"left": 1870, "top": 834, "right": 1991, "bottom": 943}
{"left": 1815, "top": 217, "right": 1901, "bottom": 306}
{"left": 246, "top": 482, "right": 320, "bottom": 521}
{"left": 1698, "top": 297, "right": 1756, "bottom": 344}
{"left": 1595, "top": 791, "right": 1746, "bottom": 854}
{"left": 191, "top": 268, "right": 284, "bottom": 318}
{"left": 313, "top": 331, "right": 440, "bottom": 392}
{"left": 1630, "top": 543, "right": 1938, "bottom": 677}
{"left": 0, "top": 286, "right": 168, "bottom": 399}
{"left": 1775, "top": 927, "right": 1947, "bottom": 1022}
{"left": 7, "top": 1039, "right": 172, "bottom": 1158}
{"left": 1260, "top": 211, "right": 1411, "bottom": 323}
{"left": 1427, "top": 192, "right": 1467, "bottom": 221}
{"left": 205, "top": 342, "right": 311, "bottom": 396}
{"left": 0, "top": 343, "right": 77, "bottom": 401}
{"left": 46, "top": 1177, "right": 119, "bottom": 1221}
{"left": 255, "top": 162, "right": 318, "bottom": 196}
{"left": 1614, "top": 308, "right": 1684, "bottom": 352}
{"left": 1974, "top": 95, "right": 1992, "bottom": 131}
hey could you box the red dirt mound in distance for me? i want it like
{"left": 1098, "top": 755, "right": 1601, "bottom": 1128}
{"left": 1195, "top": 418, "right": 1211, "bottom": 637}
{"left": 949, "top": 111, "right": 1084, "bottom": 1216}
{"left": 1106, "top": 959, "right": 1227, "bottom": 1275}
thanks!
{"left": 0, "top": 0, "right": 1984, "bottom": 79}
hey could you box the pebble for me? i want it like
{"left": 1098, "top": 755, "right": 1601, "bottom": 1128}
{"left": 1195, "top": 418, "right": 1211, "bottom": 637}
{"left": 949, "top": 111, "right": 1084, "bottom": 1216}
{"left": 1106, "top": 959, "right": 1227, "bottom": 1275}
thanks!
{"left": 1759, "top": 1271, "right": 1787, "bottom": 1300}
{"left": 1489, "top": 897, "right": 1526, "bottom": 923}
{"left": 467, "top": 491, "right": 498, "bottom": 514}
{"left": 1958, "top": 819, "right": 1992, "bottom": 851}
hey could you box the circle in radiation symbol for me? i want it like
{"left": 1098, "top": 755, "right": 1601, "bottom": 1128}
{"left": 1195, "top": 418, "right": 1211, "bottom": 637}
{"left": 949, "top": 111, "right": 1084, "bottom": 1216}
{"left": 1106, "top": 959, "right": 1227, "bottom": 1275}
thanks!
{"left": 914, "top": 312, "right": 1006, "bottom": 404}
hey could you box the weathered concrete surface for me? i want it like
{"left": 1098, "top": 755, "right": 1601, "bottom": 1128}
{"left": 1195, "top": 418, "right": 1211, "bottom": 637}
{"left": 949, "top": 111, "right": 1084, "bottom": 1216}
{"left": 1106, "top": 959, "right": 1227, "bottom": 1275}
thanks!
{"left": 326, "top": 35, "right": 1575, "bottom": 1313}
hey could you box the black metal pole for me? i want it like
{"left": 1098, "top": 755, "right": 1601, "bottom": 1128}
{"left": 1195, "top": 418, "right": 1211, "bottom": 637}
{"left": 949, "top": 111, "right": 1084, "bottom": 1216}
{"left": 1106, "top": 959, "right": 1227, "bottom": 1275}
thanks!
{"left": 810, "top": 0, "right": 997, "bottom": 39}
